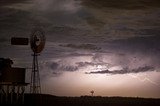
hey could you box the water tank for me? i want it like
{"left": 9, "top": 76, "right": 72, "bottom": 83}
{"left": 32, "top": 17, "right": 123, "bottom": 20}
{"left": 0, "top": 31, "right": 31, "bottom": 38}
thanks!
{"left": 0, "top": 67, "right": 26, "bottom": 83}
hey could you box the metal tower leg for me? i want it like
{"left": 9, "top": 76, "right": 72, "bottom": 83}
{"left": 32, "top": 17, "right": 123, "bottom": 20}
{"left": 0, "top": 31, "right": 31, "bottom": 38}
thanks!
{"left": 30, "top": 52, "right": 41, "bottom": 93}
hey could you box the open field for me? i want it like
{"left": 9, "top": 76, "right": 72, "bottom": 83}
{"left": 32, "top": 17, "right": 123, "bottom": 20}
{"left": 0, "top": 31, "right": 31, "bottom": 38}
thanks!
{"left": 23, "top": 94, "right": 160, "bottom": 106}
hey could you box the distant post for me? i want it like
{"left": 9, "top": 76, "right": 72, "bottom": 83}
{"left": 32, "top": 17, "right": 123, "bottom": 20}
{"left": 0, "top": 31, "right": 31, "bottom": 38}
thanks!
{"left": 90, "top": 90, "right": 94, "bottom": 97}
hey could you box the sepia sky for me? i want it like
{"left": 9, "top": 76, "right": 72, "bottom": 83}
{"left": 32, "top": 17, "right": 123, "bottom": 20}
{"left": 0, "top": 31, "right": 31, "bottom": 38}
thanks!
{"left": 0, "top": 0, "right": 160, "bottom": 98}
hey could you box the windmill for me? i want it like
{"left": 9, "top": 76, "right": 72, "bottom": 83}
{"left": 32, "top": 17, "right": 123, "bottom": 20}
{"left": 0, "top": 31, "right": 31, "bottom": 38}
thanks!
{"left": 90, "top": 90, "right": 94, "bottom": 96}
{"left": 11, "top": 28, "right": 46, "bottom": 94}
{"left": 30, "top": 28, "right": 46, "bottom": 94}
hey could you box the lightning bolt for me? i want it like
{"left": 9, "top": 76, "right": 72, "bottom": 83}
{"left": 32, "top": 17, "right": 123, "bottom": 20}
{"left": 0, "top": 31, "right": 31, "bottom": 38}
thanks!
{"left": 128, "top": 74, "right": 159, "bottom": 86}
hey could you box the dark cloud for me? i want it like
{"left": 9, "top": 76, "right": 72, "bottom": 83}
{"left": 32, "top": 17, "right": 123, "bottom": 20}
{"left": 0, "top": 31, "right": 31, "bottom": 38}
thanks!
{"left": 81, "top": 0, "right": 160, "bottom": 9}
{"left": 86, "top": 66, "right": 155, "bottom": 75}
{"left": 34, "top": 0, "right": 80, "bottom": 13}
{"left": 52, "top": 72, "right": 61, "bottom": 76}
{"left": 45, "top": 61, "right": 78, "bottom": 72}
{"left": 46, "top": 62, "right": 59, "bottom": 70}
{"left": 40, "top": 61, "right": 79, "bottom": 78}
{"left": 59, "top": 44, "right": 101, "bottom": 50}
{"left": 0, "top": 7, "right": 34, "bottom": 40}
{"left": 44, "top": 60, "right": 109, "bottom": 74}
{"left": 108, "top": 35, "right": 160, "bottom": 55}
{"left": 0, "top": 0, "right": 28, "bottom": 6}
{"left": 137, "top": 29, "right": 160, "bottom": 36}
{"left": 0, "top": 37, "right": 7, "bottom": 43}
{"left": 76, "top": 62, "right": 95, "bottom": 67}
{"left": 84, "top": 17, "right": 105, "bottom": 30}
{"left": 65, "top": 53, "right": 93, "bottom": 57}
{"left": 51, "top": 26, "right": 77, "bottom": 33}
{"left": 76, "top": 61, "right": 108, "bottom": 67}
{"left": 58, "top": 65, "right": 78, "bottom": 72}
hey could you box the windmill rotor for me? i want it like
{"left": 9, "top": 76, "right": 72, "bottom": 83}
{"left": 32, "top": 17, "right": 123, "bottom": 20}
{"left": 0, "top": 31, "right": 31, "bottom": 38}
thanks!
{"left": 30, "top": 29, "right": 46, "bottom": 53}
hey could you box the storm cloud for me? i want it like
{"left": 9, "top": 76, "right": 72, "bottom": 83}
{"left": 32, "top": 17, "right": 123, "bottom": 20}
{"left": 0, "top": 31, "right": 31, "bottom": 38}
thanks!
{"left": 33, "top": 0, "right": 81, "bottom": 13}
{"left": 59, "top": 43, "right": 101, "bottom": 50}
{"left": 44, "top": 61, "right": 78, "bottom": 73}
{"left": 81, "top": 0, "right": 160, "bottom": 9}
{"left": 1, "top": 0, "right": 160, "bottom": 98}
{"left": 86, "top": 66, "right": 155, "bottom": 75}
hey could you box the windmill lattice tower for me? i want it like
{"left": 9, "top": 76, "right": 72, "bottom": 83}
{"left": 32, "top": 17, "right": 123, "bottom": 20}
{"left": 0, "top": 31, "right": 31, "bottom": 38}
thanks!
{"left": 30, "top": 29, "right": 45, "bottom": 94}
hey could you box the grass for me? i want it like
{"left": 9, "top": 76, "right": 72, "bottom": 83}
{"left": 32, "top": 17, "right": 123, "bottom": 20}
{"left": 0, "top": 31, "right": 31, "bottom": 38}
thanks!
{"left": 22, "top": 94, "right": 160, "bottom": 106}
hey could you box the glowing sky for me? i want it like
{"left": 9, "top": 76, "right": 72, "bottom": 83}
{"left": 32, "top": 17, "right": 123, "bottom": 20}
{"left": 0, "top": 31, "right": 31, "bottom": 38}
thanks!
{"left": 0, "top": 0, "right": 160, "bottom": 98}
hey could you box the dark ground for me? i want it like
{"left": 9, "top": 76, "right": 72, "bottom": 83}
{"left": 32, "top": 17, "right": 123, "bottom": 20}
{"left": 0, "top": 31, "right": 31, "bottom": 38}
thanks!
{"left": 22, "top": 94, "right": 160, "bottom": 106}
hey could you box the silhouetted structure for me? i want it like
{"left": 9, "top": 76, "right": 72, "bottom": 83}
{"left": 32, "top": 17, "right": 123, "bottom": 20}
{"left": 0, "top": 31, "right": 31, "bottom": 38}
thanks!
{"left": 10, "top": 28, "right": 46, "bottom": 94}
{"left": 11, "top": 37, "right": 29, "bottom": 45}
{"left": 90, "top": 90, "right": 94, "bottom": 96}
{"left": 0, "top": 58, "right": 28, "bottom": 104}
{"left": 30, "top": 29, "right": 45, "bottom": 94}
